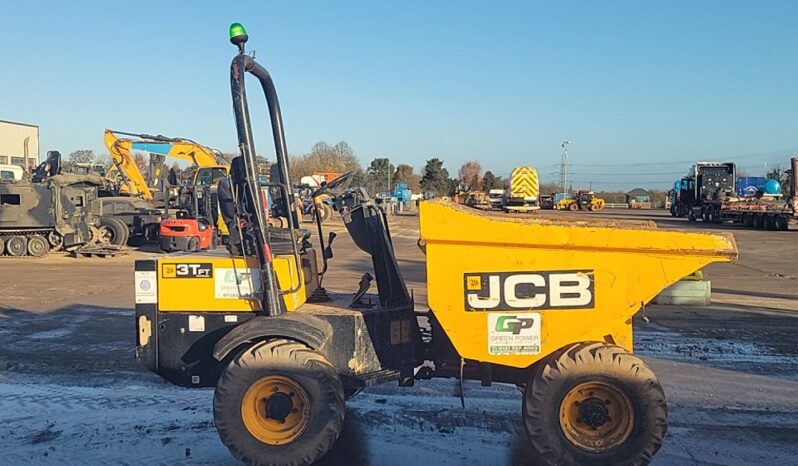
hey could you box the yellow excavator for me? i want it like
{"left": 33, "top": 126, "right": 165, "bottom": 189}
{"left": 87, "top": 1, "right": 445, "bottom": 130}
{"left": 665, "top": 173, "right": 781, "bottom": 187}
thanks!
{"left": 104, "top": 129, "right": 230, "bottom": 239}
{"left": 134, "top": 24, "right": 739, "bottom": 466}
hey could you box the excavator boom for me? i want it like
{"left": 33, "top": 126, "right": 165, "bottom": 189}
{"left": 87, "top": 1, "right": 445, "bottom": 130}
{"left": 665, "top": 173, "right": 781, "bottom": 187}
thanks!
{"left": 104, "top": 129, "right": 227, "bottom": 201}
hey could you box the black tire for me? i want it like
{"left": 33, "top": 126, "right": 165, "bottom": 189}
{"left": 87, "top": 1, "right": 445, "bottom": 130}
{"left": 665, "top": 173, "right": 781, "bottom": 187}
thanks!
{"left": 523, "top": 342, "right": 667, "bottom": 466}
{"left": 214, "top": 339, "right": 345, "bottom": 466}
{"left": 6, "top": 235, "right": 27, "bottom": 256}
{"left": 774, "top": 216, "right": 788, "bottom": 231}
{"left": 0, "top": 238, "right": 5, "bottom": 255}
{"left": 188, "top": 236, "right": 200, "bottom": 251}
{"left": 764, "top": 215, "right": 776, "bottom": 231}
{"left": 98, "top": 217, "right": 129, "bottom": 246}
{"left": 27, "top": 235, "right": 50, "bottom": 257}
{"left": 211, "top": 231, "right": 219, "bottom": 250}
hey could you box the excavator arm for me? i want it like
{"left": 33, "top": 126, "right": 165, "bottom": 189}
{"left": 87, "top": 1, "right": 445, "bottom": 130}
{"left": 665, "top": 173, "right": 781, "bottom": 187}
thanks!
{"left": 104, "top": 129, "right": 152, "bottom": 200}
{"left": 104, "top": 129, "right": 228, "bottom": 201}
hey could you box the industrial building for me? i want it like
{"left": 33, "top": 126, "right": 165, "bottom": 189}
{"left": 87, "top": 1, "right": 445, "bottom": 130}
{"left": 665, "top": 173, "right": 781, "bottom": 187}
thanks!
{"left": 0, "top": 119, "right": 40, "bottom": 169}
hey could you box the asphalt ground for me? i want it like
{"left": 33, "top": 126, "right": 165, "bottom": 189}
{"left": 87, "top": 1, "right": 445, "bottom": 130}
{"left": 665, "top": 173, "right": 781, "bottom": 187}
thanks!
{"left": 0, "top": 206, "right": 796, "bottom": 465}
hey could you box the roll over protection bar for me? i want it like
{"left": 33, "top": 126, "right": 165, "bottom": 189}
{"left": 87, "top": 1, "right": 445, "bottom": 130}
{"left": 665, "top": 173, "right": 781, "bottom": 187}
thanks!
{"left": 229, "top": 35, "right": 299, "bottom": 316}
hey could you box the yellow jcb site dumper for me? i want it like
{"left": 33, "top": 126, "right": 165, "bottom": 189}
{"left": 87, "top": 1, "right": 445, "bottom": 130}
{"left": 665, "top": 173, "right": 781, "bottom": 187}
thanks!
{"left": 134, "top": 24, "right": 738, "bottom": 466}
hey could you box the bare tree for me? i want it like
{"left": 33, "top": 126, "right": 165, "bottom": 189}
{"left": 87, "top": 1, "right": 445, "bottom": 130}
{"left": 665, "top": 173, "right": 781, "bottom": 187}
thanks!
{"left": 68, "top": 149, "right": 95, "bottom": 164}
{"left": 458, "top": 160, "right": 482, "bottom": 191}
{"left": 134, "top": 153, "right": 148, "bottom": 176}
{"left": 290, "top": 141, "right": 362, "bottom": 179}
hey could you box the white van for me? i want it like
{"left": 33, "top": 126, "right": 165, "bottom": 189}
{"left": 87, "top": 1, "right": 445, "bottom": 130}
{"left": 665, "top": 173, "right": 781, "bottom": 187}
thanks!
{"left": 0, "top": 164, "right": 24, "bottom": 181}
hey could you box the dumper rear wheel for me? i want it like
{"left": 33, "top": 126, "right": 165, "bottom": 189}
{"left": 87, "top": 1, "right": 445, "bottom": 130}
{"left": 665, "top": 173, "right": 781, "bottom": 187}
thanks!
{"left": 213, "top": 339, "right": 345, "bottom": 466}
{"left": 523, "top": 342, "right": 666, "bottom": 466}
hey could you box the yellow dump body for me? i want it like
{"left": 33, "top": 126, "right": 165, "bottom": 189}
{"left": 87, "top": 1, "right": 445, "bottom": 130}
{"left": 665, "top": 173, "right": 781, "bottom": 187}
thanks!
{"left": 419, "top": 199, "right": 737, "bottom": 369}
{"left": 507, "top": 166, "right": 540, "bottom": 201}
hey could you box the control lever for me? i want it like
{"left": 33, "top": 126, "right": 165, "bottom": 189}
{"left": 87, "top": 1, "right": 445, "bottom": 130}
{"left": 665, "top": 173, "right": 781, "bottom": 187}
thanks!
{"left": 323, "top": 231, "right": 336, "bottom": 259}
{"left": 350, "top": 273, "right": 374, "bottom": 308}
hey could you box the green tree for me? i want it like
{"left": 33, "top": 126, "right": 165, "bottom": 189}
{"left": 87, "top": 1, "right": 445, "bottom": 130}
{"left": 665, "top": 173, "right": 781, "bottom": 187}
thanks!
{"left": 349, "top": 168, "right": 367, "bottom": 189}
{"left": 68, "top": 149, "right": 95, "bottom": 164}
{"left": 366, "top": 157, "right": 395, "bottom": 194}
{"left": 420, "top": 157, "right": 451, "bottom": 196}
{"left": 393, "top": 163, "right": 420, "bottom": 188}
{"left": 482, "top": 170, "right": 505, "bottom": 191}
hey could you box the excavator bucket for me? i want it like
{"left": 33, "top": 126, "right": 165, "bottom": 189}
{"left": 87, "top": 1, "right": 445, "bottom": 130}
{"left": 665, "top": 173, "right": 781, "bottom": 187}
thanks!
{"left": 419, "top": 199, "right": 737, "bottom": 368}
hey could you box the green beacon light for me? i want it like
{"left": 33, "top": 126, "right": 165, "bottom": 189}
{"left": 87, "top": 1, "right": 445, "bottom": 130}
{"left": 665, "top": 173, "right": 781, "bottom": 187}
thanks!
{"left": 229, "top": 22, "right": 248, "bottom": 51}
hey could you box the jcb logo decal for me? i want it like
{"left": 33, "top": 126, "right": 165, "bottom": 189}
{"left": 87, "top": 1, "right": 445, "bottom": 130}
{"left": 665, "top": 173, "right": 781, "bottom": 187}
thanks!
{"left": 162, "top": 263, "right": 213, "bottom": 279}
{"left": 464, "top": 270, "right": 594, "bottom": 311}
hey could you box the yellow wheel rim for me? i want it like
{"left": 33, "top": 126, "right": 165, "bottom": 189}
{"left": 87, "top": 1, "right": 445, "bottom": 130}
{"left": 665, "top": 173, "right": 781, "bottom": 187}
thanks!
{"left": 559, "top": 381, "right": 634, "bottom": 452}
{"left": 241, "top": 375, "right": 310, "bottom": 445}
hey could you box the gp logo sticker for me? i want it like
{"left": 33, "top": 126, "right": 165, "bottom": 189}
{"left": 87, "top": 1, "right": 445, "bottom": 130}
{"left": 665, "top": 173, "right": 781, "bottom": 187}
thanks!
{"left": 494, "top": 315, "right": 536, "bottom": 335}
{"left": 488, "top": 313, "right": 541, "bottom": 355}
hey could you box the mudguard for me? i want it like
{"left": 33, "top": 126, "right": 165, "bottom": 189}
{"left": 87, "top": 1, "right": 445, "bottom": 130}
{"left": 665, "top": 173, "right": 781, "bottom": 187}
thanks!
{"left": 212, "top": 313, "right": 332, "bottom": 361}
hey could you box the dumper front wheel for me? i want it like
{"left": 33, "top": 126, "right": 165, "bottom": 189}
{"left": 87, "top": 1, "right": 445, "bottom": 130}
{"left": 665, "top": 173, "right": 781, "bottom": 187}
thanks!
{"left": 213, "top": 339, "right": 345, "bottom": 466}
{"left": 523, "top": 342, "right": 666, "bottom": 466}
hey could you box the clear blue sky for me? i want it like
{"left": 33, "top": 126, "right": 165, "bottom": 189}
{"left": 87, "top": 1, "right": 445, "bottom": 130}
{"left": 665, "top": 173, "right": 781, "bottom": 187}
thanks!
{"left": 2, "top": 1, "right": 797, "bottom": 189}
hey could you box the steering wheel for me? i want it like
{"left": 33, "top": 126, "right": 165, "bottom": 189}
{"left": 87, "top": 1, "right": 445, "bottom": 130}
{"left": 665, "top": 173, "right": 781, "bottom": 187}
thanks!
{"left": 312, "top": 171, "right": 354, "bottom": 197}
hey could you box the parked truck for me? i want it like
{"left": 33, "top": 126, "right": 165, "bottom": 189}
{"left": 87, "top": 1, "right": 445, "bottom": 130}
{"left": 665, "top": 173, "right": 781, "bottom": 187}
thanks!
{"left": 503, "top": 166, "right": 540, "bottom": 212}
{"left": 671, "top": 159, "right": 797, "bottom": 230}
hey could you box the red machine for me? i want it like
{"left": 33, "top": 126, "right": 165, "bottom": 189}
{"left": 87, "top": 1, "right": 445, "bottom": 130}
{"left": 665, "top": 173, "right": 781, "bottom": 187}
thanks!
{"left": 159, "top": 186, "right": 218, "bottom": 252}
{"left": 159, "top": 217, "right": 216, "bottom": 252}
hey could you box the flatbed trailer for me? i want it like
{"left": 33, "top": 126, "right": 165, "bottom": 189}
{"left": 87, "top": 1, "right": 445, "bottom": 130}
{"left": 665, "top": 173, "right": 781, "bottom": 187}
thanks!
{"left": 717, "top": 197, "right": 797, "bottom": 230}
{"left": 695, "top": 157, "right": 797, "bottom": 231}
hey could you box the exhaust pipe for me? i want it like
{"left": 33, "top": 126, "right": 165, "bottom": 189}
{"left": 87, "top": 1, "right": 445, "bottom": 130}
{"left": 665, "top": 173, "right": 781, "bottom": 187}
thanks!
{"left": 23, "top": 137, "right": 30, "bottom": 172}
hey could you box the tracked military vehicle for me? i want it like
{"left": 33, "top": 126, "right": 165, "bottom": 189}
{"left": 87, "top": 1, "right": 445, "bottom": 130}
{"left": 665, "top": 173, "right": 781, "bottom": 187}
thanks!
{"left": 0, "top": 173, "right": 105, "bottom": 256}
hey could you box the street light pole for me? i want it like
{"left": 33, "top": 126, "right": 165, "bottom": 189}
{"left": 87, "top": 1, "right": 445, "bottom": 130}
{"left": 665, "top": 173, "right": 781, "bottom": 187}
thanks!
{"left": 560, "top": 140, "right": 571, "bottom": 193}
{"left": 387, "top": 158, "right": 391, "bottom": 194}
